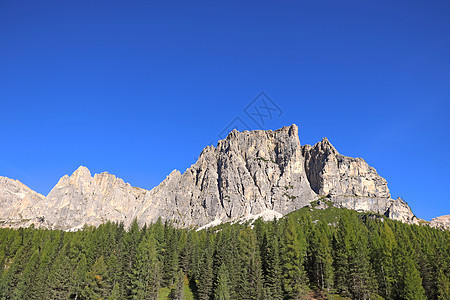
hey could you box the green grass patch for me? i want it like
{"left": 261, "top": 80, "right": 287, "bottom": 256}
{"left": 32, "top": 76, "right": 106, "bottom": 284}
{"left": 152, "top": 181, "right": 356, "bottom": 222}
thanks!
{"left": 158, "top": 287, "right": 171, "bottom": 300}
{"left": 158, "top": 275, "right": 195, "bottom": 300}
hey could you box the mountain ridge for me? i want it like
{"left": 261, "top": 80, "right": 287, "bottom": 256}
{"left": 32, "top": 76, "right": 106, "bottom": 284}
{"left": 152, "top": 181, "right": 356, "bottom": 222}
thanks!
{"left": 1, "top": 124, "right": 447, "bottom": 230}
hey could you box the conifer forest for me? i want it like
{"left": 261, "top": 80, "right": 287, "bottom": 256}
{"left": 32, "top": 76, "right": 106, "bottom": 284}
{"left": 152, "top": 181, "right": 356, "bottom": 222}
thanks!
{"left": 0, "top": 207, "right": 448, "bottom": 300}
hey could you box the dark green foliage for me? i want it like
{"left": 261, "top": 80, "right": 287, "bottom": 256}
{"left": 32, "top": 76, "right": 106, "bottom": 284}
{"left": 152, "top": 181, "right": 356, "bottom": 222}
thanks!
{"left": 197, "top": 240, "right": 214, "bottom": 300}
{"left": 214, "top": 263, "right": 231, "bottom": 300}
{"left": 307, "top": 221, "right": 333, "bottom": 293}
{"left": 261, "top": 228, "right": 283, "bottom": 299}
{"left": 169, "top": 269, "right": 184, "bottom": 300}
{"left": 238, "top": 227, "right": 263, "bottom": 299}
{"left": 84, "top": 255, "right": 111, "bottom": 299}
{"left": 0, "top": 207, "right": 448, "bottom": 299}
{"left": 280, "top": 216, "right": 308, "bottom": 298}
{"left": 333, "top": 212, "right": 378, "bottom": 299}
{"left": 130, "top": 233, "right": 161, "bottom": 299}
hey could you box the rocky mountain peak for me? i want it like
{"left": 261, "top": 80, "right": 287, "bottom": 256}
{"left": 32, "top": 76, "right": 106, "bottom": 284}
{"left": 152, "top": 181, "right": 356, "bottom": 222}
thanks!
{"left": 311, "top": 137, "right": 339, "bottom": 156}
{"left": 0, "top": 124, "right": 433, "bottom": 229}
{"left": 429, "top": 215, "right": 450, "bottom": 230}
{"left": 0, "top": 176, "right": 45, "bottom": 228}
{"left": 71, "top": 165, "right": 92, "bottom": 179}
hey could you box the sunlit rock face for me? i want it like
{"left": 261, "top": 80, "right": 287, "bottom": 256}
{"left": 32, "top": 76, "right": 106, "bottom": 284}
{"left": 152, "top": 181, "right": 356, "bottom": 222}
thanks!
{"left": 302, "top": 138, "right": 417, "bottom": 225}
{"left": 429, "top": 215, "right": 450, "bottom": 230}
{"left": 0, "top": 176, "right": 45, "bottom": 227}
{"left": 0, "top": 124, "right": 421, "bottom": 230}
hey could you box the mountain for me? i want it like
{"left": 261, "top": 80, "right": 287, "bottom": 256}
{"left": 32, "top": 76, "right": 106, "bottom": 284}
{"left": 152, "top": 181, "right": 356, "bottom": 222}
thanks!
{"left": 0, "top": 176, "right": 45, "bottom": 227}
{"left": 0, "top": 124, "right": 440, "bottom": 230}
{"left": 429, "top": 215, "right": 450, "bottom": 230}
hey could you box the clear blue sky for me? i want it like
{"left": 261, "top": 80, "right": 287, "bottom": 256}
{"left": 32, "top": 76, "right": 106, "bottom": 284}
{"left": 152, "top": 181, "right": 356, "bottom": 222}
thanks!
{"left": 1, "top": 1, "right": 449, "bottom": 220}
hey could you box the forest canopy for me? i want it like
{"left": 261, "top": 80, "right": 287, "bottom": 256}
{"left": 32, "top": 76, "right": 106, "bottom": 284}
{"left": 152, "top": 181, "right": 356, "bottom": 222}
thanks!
{"left": 0, "top": 206, "right": 448, "bottom": 300}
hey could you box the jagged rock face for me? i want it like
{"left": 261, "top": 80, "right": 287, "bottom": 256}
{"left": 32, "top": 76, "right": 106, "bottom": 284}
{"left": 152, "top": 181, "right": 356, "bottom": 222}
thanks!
{"left": 302, "top": 138, "right": 390, "bottom": 198}
{"left": 301, "top": 138, "right": 418, "bottom": 224}
{"left": 0, "top": 124, "right": 429, "bottom": 229}
{"left": 42, "top": 167, "right": 147, "bottom": 229}
{"left": 429, "top": 215, "right": 450, "bottom": 230}
{"left": 137, "top": 125, "right": 316, "bottom": 226}
{"left": 0, "top": 176, "right": 45, "bottom": 227}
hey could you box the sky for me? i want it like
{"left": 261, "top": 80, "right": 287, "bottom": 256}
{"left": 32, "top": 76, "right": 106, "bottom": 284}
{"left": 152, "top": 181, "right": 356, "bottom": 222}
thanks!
{"left": 0, "top": 0, "right": 449, "bottom": 221}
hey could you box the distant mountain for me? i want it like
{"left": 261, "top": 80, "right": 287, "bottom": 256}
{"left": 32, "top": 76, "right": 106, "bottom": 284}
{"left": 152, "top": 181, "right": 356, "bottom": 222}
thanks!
{"left": 1, "top": 124, "right": 445, "bottom": 230}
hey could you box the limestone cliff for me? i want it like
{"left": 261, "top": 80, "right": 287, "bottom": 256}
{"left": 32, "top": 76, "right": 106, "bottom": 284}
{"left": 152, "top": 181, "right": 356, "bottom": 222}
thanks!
{"left": 0, "top": 176, "right": 45, "bottom": 227}
{"left": 0, "top": 125, "right": 430, "bottom": 229}
{"left": 429, "top": 215, "right": 450, "bottom": 230}
{"left": 136, "top": 125, "right": 316, "bottom": 227}
{"left": 41, "top": 166, "right": 147, "bottom": 229}
{"left": 302, "top": 138, "right": 417, "bottom": 224}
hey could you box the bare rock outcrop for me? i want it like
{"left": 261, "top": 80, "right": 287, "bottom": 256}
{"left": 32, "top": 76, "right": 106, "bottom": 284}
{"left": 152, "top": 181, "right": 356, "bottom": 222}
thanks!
{"left": 0, "top": 176, "right": 45, "bottom": 227}
{"left": 0, "top": 124, "right": 433, "bottom": 229}
{"left": 429, "top": 215, "right": 450, "bottom": 230}
{"left": 302, "top": 138, "right": 417, "bottom": 224}
{"left": 302, "top": 138, "right": 390, "bottom": 198}
{"left": 41, "top": 166, "right": 147, "bottom": 229}
{"left": 137, "top": 125, "right": 316, "bottom": 226}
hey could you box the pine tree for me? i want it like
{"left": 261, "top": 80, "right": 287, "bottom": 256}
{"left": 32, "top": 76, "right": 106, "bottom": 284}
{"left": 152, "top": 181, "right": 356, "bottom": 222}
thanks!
{"left": 333, "top": 213, "right": 378, "bottom": 299}
{"left": 394, "top": 234, "right": 426, "bottom": 300}
{"left": 130, "top": 233, "right": 161, "bottom": 299}
{"left": 47, "top": 254, "right": 74, "bottom": 299}
{"left": 238, "top": 227, "right": 263, "bottom": 300}
{"left": 197, "top": 245, "right": 214, "bottom": 300}
{"left": 71, "top": 253, "right": 87, "bottom": 300}
{"left": 84, "top": 255, "right": 111, "bottom": 299}
{"left": 436, "top": 269, "right": 449, "bottom": 300}
{"left": 163, "top": 221, "right": 179, "bottom": 286}
{"left": 108, "top": 282, "right": 121, "bottom": 300}
{"left": 308, "top": 221, "right": 333, "bottom": 293}
{"left": 214, "top": 263, "right": 231, "bottom": 300}
{"left": 169, "top": 269, "right": 184, "bottom": 300}
{"left": 261, "top": 230, "right": 282, "bottom": 300}
{"left": 12, "top": 248, "right": 40, "bottom": 300}
{"left": 402, "top": 257, "right": 426, "bottom": 300}
{"left": 369, "top": 221, "right": 396, "bottom": 299}
{"left": 121, "top": 218, "right": 142, "bottom": 297}
{"left": 280, "top": 217, "right": 308, "bottom": 299}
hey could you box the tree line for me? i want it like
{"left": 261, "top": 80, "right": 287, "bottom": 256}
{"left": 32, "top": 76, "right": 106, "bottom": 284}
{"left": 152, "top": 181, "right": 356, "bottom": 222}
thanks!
{"left": 0, "top": 207, "right": 448, "bottom": 299}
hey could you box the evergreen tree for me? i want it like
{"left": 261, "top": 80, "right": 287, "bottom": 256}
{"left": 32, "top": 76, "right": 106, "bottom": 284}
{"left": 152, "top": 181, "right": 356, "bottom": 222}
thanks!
{"left": 0, "top": 206, "right": 448, "bottom": 300}
{"left": 163, "top": 221, "right": 179, "bottom": 286}
{"left": 214, "top": 263, "right": 231, "bottom": 300}
{"left": 169, "top": 269, "right": 184, "bottom": 300}
{"left": 308, "top": 221, "right": 333, "bottom": 293}
{"left": 71, "top": 253, "right": 88, "bottom": 300}
{"left": 238, "top": 227, "right": 263, "bottom": 300}
{"left": 130, "top": 233, "right": 161, "bottom": 300}
{"left": 261, "top": 229, "right": 282, "bottom": 300}
{"left": 280, "top": 217, "right": 308, "bottom": 299}
{"left": 333, "top": 213, "right": 377, "bottom": 299}
{"left": 108, "top": 282, "right": 121, "bottom": 300}
{"left": 12, "top": 248, "right": 40, "bottom": 300}
{"left": 436, "top": 269, "right": 449, "bottom": 300}
{"left": 197, "top": 245, "right": 214, "bottom": 300}
{"left": 84, "top": 255, "right": 111, "bottom": 299}
{"left": 402, "top": 256, "right": 426, "bottom": 300}
{"left": 394, "top": 234, "right": 426, "bottom": 300}
{"left": 47, "top": 254, "right": 74, "bottom": 299}
{"left": 370, "top": 221, "right": 396, "bottom": 299}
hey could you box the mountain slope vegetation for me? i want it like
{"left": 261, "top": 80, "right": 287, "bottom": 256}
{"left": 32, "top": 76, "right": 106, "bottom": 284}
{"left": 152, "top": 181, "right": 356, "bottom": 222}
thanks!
{"left": 0, "top": 207, "right": 448, "bottom": 300}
